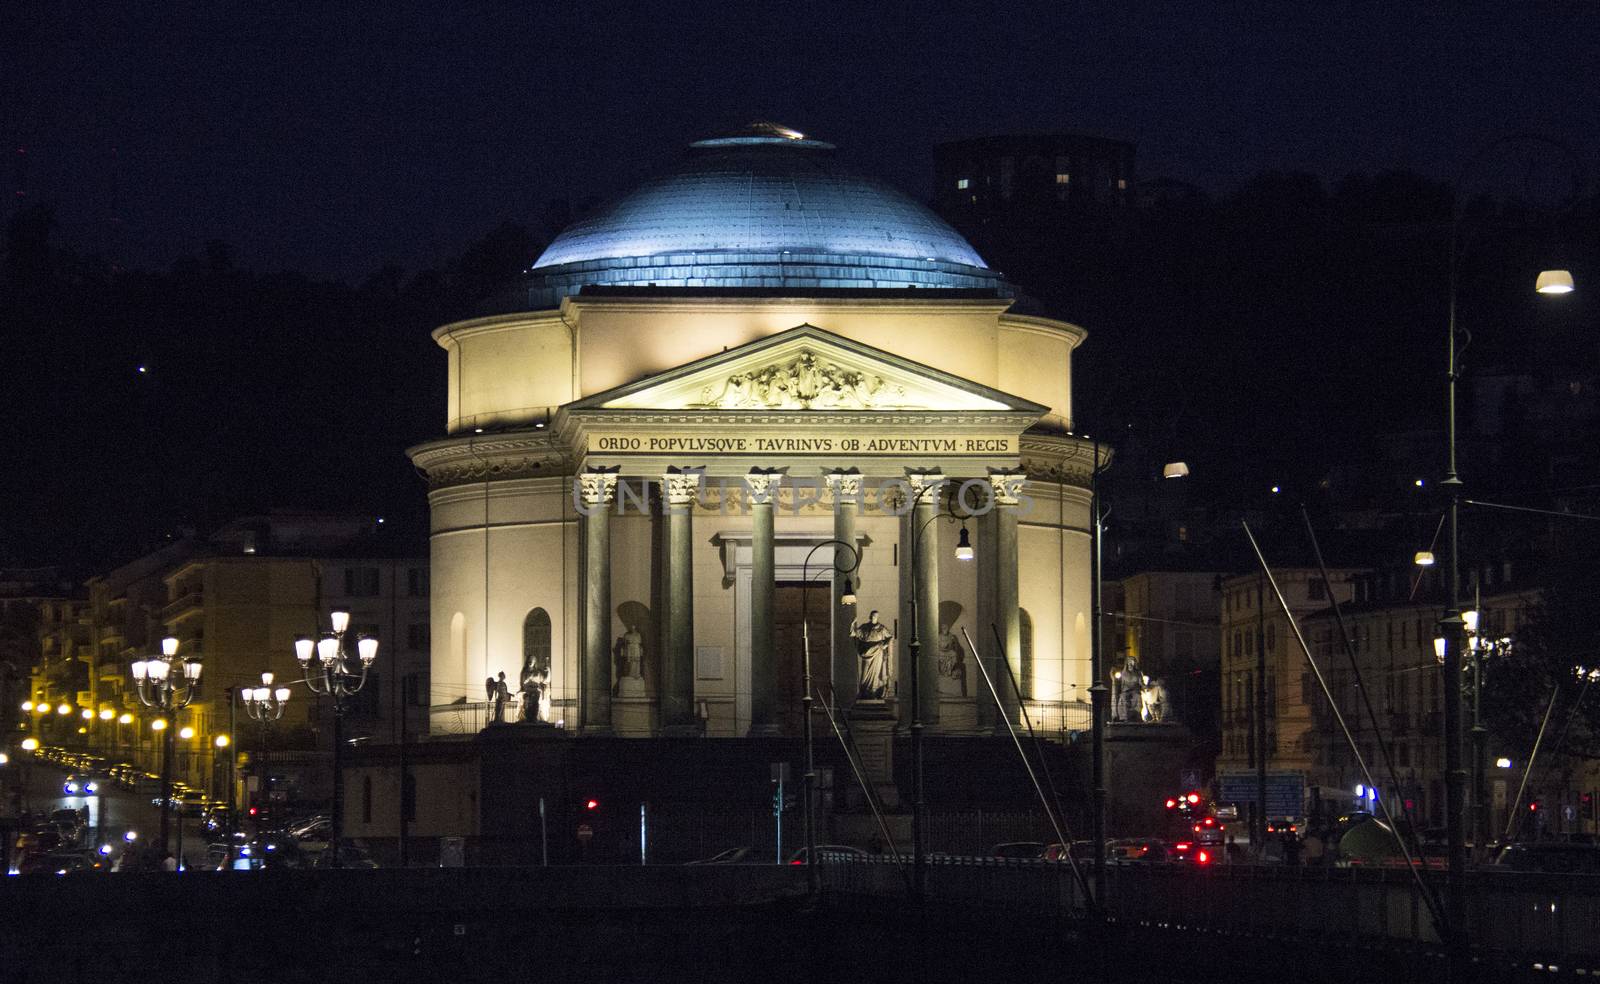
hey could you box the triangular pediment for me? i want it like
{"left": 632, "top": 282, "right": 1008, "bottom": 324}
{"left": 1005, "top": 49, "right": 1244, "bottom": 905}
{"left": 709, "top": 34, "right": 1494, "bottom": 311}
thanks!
{"left": 568, "top": 325, "right": 1046, "bottom": 414}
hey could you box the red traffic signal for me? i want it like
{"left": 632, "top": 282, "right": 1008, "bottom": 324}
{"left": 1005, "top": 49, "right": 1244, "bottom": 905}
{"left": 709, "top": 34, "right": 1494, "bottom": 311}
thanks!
{"left": 1165, "top": 798, "right": 1177, "bottom": 809}
{"left": 585, "top": 798, "right": 599, "bottom": 811}
{"left": 1185, "top": 793, "right": 1201, "bottom": 805}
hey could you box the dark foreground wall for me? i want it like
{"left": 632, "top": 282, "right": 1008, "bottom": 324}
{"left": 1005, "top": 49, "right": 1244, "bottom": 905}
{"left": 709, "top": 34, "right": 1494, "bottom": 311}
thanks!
{"left": 1, "top": 867, "right": 1536, "bottom": 984}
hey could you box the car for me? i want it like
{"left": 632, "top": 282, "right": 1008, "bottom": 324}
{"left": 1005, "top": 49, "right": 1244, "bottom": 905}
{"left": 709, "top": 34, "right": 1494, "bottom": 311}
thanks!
{"left": 685, "top": 847, "right": 757, "bottom": 865}
{"left": 1108, "top": 838, "right": 1170, "bottom": 862}
{"left": 288, "top": 816, "right": 333, "bottom": 843}
{"left": 1169, "top": 840, "right": 1217, "bottom": 865}
{"left": 310, "top": 843, "right": 380, "bottom": 869}
{"left": 991, "top": 841, "right": 1046, "bottom": 860}
{"left": 787, "top": 845, "right": 869, "bottom": 865}
{"left": 1494, "top": 842, "right": 1600, "bottom": 874}
{"left": 62, "top": 775, "right": 100, "bottom": 796}
{"left": 1042, "top": 841, "right": 1096, "bottom": 862}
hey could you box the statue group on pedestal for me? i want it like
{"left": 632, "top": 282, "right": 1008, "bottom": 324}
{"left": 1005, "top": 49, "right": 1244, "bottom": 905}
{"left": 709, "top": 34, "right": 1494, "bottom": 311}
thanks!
{"left": 1112, "top": 654, "right": 1168, "bottom": 723}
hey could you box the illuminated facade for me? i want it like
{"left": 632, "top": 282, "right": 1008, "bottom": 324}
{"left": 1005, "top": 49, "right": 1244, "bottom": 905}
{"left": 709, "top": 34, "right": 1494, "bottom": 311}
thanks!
{"left": 410, "top": 124, "right": 1101, "bottom": 739}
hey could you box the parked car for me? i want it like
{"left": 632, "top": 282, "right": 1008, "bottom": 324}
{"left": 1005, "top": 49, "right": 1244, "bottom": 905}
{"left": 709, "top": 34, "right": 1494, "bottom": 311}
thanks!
{"left": 787, "top": 845, "right": 868, "bottom": 865}
{"left": 310, "top": 843, "right": 380, "bottom": 868}
{"left": 685, "top": 847, "right": 757, "bottom": 865}
{"left": 991, "top": 841, "right": 1046, "bottom": 860}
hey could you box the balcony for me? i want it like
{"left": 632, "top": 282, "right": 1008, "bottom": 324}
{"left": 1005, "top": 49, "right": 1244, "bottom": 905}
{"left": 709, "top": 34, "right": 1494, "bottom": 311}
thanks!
{"left": 162, "top": 587, "right": 204, "bottom": 622}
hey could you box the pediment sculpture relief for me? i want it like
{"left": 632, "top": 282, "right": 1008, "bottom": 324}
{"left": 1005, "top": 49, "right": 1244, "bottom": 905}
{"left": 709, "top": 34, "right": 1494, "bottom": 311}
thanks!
{"left": 694, "top": 351, "right": 912, "bottom": 410}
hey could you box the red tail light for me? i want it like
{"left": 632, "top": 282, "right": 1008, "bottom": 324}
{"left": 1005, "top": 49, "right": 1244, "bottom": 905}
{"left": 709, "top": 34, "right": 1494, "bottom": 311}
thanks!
{"left": 1197, "top": 850, "right": 1211, "bottom": 865}
{"left": 789, "top": 859, "right": 804, "bottom": 866}
{"left": 1174, "top": 842, "right": 1192, "bottom": 852}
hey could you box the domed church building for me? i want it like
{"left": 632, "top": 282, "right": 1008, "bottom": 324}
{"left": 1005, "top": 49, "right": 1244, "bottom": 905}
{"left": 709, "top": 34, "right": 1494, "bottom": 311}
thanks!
{"left": 407, "top": 123, "right": 1100, "bottom": 747}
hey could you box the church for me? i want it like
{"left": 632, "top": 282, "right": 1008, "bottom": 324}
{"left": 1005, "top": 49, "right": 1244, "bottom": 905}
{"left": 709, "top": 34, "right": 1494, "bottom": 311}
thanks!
{"left": 406, "top": 122, "right": 1100, "bottom": 747}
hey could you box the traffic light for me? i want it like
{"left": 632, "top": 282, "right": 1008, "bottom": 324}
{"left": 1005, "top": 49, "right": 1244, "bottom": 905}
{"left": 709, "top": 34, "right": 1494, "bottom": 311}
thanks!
{"left": 584, "top": 798, "right": 599, "bottom": 811}
{"left": 1582, "top": 792, "right": 1595, "bottom": 821}
{"left": 1165, "top": 798, "right": 1177, "bottom": 809}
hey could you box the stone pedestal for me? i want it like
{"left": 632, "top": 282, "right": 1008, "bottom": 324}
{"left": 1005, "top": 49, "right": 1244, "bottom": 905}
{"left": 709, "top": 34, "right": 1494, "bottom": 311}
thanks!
{"left": 937, "top": 696, "right": 979, "bottom": 734}
{"left": 847, "top": 701, "right": 900, "bottom": 809}
{"left": 612, "top": 696, "right": 656, "bottom": 737}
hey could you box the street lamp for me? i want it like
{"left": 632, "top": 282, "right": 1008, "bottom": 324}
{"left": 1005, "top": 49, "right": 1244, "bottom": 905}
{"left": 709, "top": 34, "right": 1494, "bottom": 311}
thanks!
{"left": 294, "top": 611, "right": 376, "bottom": 862}
{"left": 131, "top": 636, "right": 202, "bottom": 866}
{"left": 799, "top": 538, "right": 861, "bottom": 892}
{"left": 242, "top": 673, "right": 291, "bottom": 822}
{"left": 1438, "top": 132, "right": 1578, "bottom": 950}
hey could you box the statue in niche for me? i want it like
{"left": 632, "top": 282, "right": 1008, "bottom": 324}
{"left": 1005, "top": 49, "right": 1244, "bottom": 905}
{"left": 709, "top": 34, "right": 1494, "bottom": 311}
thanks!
{"left": 520, "top": 653, "right": 549, "bottom": 723}
{"left": 614, "top": 624, "right": 648, "bottom": 697}
{"left": 936, "top": 625, "right": 967, "bottom": 697}
{"left": 851, "top": 610, "right": 894, "bottom": 700}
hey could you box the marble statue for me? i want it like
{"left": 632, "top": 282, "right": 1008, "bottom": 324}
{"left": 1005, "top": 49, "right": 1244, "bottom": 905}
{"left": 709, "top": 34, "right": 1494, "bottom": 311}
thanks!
{"left": 1140, "top": 679, "right": 1169, "bottom": 723}
{"left": 488, "top": 671, "right": 512, "bottom": 724}
{"left": 520, "top": 653, "right": 549, "bottom": 723}
{"left": 615, "top": 625, "right": 648, "bottom": 697}
{"left": 851, "top": 610, "right": 893, "bottom": 700}
{"left": 936, "top": 623, "right": 967, "bottom": 697}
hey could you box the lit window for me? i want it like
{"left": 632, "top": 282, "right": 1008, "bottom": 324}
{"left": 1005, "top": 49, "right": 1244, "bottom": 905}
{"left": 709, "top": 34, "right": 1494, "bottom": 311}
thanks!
{"left": 956, "top": 178, "right": 970, "bottom": 190}
{"left": 1055, "top": 173, "right": 1070, "bottom": 185}
{"left": 1117, "top": 178, "right": 1128, "bottom": 189}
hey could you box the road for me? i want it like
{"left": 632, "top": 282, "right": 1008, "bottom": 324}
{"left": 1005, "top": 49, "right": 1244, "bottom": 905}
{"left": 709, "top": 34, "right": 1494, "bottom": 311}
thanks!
{"left": 8, "top": 754, "right": 213, "bottom": 869}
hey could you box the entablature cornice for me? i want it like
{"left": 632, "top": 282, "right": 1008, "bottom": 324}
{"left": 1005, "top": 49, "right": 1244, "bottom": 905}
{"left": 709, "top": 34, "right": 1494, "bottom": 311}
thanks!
{"left": 407, "top": 433, "right": 574, "bottom": 489}
{"left": 1019, "top": 432, "right": 1110, "bottom": 488}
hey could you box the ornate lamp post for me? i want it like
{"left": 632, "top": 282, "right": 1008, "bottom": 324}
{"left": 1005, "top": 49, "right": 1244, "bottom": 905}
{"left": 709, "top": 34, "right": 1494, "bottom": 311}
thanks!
{"left": 799, "top": 539, "right": 860, "bottom": 890}
{"left": 903, "top": 479, "right": 974, "bottom": 901}
{"left": 130, "top": 636, "right": 202, "bottom": 865}
{"left": 294, "top": 611, "right": 376, "bottom": 862}
{"left": 241, "top": 673, "right": 291, "bottom": 825}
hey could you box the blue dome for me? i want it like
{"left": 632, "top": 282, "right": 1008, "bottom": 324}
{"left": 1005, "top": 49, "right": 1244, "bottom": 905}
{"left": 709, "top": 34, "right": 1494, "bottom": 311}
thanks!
{"left": 519, "top": 123, "right": 1008, "bottom": 308}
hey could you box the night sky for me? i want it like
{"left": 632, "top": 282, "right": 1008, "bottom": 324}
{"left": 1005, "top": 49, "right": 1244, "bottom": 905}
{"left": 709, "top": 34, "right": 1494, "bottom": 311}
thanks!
{"left": 10, "top": 2, "right": 1598, "bottom": 280}
{"left": 5, "top": 2, "right": 1599, "bottom": 570}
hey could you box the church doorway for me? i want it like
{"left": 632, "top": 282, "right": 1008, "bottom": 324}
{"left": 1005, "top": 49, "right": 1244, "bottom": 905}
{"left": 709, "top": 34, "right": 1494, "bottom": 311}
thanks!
{"left": 774, "top": 583, "right": 831, "bottom": 734}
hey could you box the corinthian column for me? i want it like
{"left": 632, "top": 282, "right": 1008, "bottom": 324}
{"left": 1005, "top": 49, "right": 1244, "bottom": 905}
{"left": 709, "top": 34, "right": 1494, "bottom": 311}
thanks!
{"left": 579, "top": 468, "right": 620, "bottom": 735}
{"left": 988, "top": 470, "right": 1027, "bottom": 733}
{"left": 746, "top": 468, "right": 783, "bottom": 735}
{"left": 660, "top": 467, "right": 703, "bottom": 735}
{"left": 825, "top": 469, "right": 862, "bottom": 713}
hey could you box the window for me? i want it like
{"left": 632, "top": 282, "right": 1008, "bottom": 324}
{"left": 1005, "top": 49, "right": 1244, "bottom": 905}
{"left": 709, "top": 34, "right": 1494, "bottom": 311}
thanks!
{"left": 956, "top": 177, "right": 970, "bottom": 190}
{"left": 344, "top": 567, "right": 380, "bottom": 597}
{"left": 402, "top": 770, "right": 416, "bottom": 822}
{"left": 361, "top": 775, "right": 373, "bottom": 824}
{"left": 406, "top": 568, "right": 429, "bottom": 597}
{"left": 1117, "top": 178, "right": 1128, "bottom": 190}
{"left": 407, "top": 623, "right": 430, "bottom": 652}
{"left": 1055, "top": 172, "right": 1070, "bottom": 185}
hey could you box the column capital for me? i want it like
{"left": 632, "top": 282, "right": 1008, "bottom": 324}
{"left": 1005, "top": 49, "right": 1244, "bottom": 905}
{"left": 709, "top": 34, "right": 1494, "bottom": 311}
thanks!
{"left": 662, "top": 466, "right": 705, "bottom": 505}
{"left": 743, "top": 467, "right": 785, "bottom": 505}
{"left": 824, "top": 467, "right": 863, "bottom": 502}
{"left": 987, "top": 469, "right": 1028, "bottom": 506}
{"left": 905, "top": 467, "right": 945, "bottom": 504}
{"left": 579, "top": 467, "right": 621, "bottom": 506}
